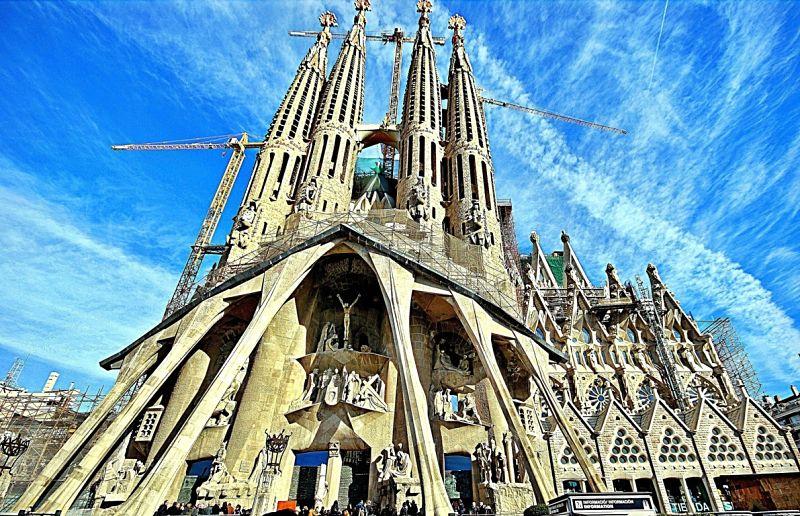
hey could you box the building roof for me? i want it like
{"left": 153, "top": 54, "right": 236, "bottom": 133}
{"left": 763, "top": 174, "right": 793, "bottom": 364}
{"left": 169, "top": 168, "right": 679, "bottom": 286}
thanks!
{"left": 100, "top": 223, "right": 567, "bottom": 370}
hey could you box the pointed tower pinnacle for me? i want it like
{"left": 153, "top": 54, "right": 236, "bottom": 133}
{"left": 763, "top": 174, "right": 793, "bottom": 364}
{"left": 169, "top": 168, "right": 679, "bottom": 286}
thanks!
{"left": 397, "top": 0, "right": 445, "bottom": 228}
{"left": 444, "top": 14, "right": 504, "bottom": 268}
{"left": 294, "top": 0, "right": 370, "bottom": 216}
{"left": 228, "top": 11, "right": 336, "bottom": 257}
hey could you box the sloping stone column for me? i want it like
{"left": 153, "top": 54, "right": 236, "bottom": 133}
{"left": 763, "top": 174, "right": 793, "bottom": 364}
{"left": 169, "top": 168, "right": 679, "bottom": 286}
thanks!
{"left": 367, "top": 252, "right": 452, "bottom": 516}
{"left": 31, "top": 298, "right": 229, "bottom": 513}
{"left": 449, "top": 291, "right": 554, "bottom": 503}
{"left": 513, "top": 330, "right": 606, "bottom": 493}
{"left": 116, "top": 243, "right": 334, "bottom": 515}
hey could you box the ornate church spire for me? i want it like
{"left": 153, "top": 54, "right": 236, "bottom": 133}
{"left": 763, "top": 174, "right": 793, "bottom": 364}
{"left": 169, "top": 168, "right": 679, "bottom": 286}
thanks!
{"left": 293, "top": 0, "right": 371, "bottom": 215}
{"left": 228, "top": 12, "right": 336, "bottom": 257}
{"left": 443, "top": 14, "right": 503, "bottom": 265}
{"left": 397, "top": 0, "right": 444, "bottom": 228}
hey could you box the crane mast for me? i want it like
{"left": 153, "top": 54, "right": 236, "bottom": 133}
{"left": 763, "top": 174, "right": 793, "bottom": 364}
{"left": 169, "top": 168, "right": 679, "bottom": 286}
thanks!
{"left": 161, "top": 134, "right": 249, "bottom": 318}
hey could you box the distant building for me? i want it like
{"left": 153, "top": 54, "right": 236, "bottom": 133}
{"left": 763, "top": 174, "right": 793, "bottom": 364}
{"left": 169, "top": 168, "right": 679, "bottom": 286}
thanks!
{"left": 764, "top": 385, "right": 800, "bottom": 448}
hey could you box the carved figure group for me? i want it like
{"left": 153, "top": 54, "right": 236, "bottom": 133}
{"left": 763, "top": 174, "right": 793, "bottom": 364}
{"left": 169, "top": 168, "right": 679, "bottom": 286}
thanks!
{"left": 98, "top": 456, "right": 144, "bottom": 501}
{"left": 298, "top": 367, "right": 387, "bottom": 412}
{"left": 376, "top": 443, "right": 411, "bottom": 482}
{"left": 431, "top": 331, "right": 474, "bottom": 375}
{"left": 474, "top": 436, "right": 508, "bottom": 485}
{"left": 431, "top": 388, "right": 481, "bottom": 425}
{"left": 195, "top": 441, "right": 255, "bottom": 501}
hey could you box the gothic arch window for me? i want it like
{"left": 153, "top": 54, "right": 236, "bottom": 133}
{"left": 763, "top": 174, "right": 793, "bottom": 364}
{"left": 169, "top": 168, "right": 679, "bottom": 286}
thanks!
{"left": 626, "top": 328, "right": 637, "bottom": 343}
{"left": 534, "top": 327, "right": 546, "bottom": 341}
{"left": 581, "top": 328, "right": 591, "bottom": 344}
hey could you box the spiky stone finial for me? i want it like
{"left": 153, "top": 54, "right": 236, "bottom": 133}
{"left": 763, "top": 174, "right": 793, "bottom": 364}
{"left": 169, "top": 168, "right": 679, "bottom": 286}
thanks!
{"left": 448, "top": 13, "right": 466, "bottom": 32}
{"left": 355, "top": 0, "right": 372, "bottom": 11}
{"left": 417, "top": 0, "right": 432, "bottom": 15}
{"left": 319, "top": 11, "right": 338, "bottom": 28}
{"left": 560, "top": 230, "right": 570, "bottom": 243}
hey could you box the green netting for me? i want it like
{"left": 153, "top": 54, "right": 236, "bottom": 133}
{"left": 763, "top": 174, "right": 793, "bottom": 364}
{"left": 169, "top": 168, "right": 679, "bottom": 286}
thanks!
{"left": 546, "top": 254, "right": 565, "bottom": 287}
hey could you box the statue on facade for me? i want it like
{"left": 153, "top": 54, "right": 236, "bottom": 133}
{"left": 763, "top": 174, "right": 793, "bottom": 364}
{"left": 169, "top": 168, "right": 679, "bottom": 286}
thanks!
{"left": 295, "top": 177, "right": 319, "bottom": 213}
{"left": 301, "top": 368, "right": 320, "bottom": 402}
{"left": 316, "top": 321, "right": 339, "bottom": 352}
{"left": 376, "top": 443, "right": 411, "bottom": 482}
{"left": 407, "top": 176, "right": 429, "bottom": 222}
{"left": 465, "top": 199, "right": 486, "bottom": 247}
{"left": 432, "top": 331, "right": 474, "bottom": 374}
{"left": 207, "top": 363, "right": 246, "bottom": 427}
{"left": 474, "top": 435, "right": 509, "bottom": 485}
{"left": 97, "top": 448, "right": 144, "bottom": 502}
{"left": 633, "top": 345, "right": 658, "bottom": 377}
{"left": 231, "top": 201, "right": 257, "bottom": 249}
{"left": 457, "top": 393, "right": 481, "bottom": 424}
{"left": 324, "top": 368, "right": 342, "bottom": 405}
{"left": 337, "top": 293, "right": 361, "bottom": 348}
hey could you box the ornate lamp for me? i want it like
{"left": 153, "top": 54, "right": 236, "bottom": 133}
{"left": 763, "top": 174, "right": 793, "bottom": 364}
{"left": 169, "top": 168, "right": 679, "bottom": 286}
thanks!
{"left": 251, "top": 430, "right": 291, "bottom": 514}
{"left": 263, "top": 429, "right": 290, "bottom": 475}
{"left": 0, "top": 432, "right": 30, "bottom": 473}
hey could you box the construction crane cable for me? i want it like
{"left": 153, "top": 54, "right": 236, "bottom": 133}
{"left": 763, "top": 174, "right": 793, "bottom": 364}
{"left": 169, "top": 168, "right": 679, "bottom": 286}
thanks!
{"left": 481, "top": 96, "right": 627, "bottom": 135}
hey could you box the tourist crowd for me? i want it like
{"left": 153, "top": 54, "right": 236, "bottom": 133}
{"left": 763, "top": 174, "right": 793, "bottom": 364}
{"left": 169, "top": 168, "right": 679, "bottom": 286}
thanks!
{"left": 153, "top": 498, "right": 499, "bottom": 515}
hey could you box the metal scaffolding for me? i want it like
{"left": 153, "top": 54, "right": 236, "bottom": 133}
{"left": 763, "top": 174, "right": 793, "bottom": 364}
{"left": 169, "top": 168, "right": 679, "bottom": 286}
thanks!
{"left": 0, "top": 376, "right": 144, "bottom": 510}
{"left": 699, "top": 317, "right": 763, "bottom": 398}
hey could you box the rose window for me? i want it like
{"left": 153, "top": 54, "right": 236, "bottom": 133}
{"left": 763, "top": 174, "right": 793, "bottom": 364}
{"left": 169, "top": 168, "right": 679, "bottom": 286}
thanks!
{"left": 635, "top": 382, "right": 656, "bottom": 410}
{"left": 585, "top": 382, "right": 611, "bottom": 413}
{"left": 686, "top": 380, "right": 720, "bottom": 406}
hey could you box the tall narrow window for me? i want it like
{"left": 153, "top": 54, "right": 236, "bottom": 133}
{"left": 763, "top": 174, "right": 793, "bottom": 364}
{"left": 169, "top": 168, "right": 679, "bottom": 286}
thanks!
{"left": 287, "top": 156, "right": 302, "bottom": 196}
{"left": 457, "top": 155, "right": 465, "bottom": 199}
{"left": 315, "top": 135, "right": 328, "bottom": 177}
{"left": 419, "top": 136, "right": 425, "bottom": 177}
{"left": 430, "top": 142, "right": 437, "bottom": 185}
{"left": 271, "top": 152, "right": 290, "bottom": 200}
{"left": 481, "top": 161, "right": 492, "bottom": 210}
{"left": 329, "top": 135, "right": 341, "bottom": 178}
{"left": 469, "top": 154, "right": 479, "bottom": 201}
{"left": 440, "top": 158, "right": 448, "bottom": 197}
{"left": 406, "top": 136, "right": 413, "bottom": 178}
{"left": 257, "top": 152, "right": 276, "bottom": 199}
{"left": 340, "top": 140, "right": 351, "bottom": 182}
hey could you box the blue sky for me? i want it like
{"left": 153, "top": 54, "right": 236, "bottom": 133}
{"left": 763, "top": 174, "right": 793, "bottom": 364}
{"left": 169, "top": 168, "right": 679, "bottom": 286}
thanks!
{"left": 0, "top": 0, "right": 798, "bottom": 395}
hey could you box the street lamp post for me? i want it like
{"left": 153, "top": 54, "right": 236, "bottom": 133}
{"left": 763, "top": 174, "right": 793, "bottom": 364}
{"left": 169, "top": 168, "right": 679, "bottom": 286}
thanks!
{"left": 251, "top": 430, "right": 290, "bottom": 515}
{"left": 0, "top": 432, "right": 31, "bottom": 501}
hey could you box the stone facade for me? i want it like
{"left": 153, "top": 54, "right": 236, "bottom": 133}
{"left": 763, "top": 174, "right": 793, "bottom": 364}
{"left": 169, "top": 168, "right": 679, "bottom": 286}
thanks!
{"left": 13, "top": 1, "right": 799, "bottom": 515}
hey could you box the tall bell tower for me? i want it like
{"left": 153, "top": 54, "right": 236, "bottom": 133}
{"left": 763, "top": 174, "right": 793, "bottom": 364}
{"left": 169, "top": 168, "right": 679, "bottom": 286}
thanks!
{"left": 443, "top": 14, "right": 504, "bottom": 267}
{"left": 396, "top": 0, "right": 445, "bottom": 228}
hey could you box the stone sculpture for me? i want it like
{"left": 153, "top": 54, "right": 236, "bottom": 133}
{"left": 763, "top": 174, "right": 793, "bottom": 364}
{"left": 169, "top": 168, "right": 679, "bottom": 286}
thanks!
{"left": 207, "top": 364, "right": 247, "bottom": 427}
{"left": 295, "top": 177, "right": 319, "bottom": 213}
{"left": 407, "top": 176, "right": 429, "bottom": 222}
{"left": 431, "top": 389, "right": 481, "bottom": 425}
{"left": 230, "top": 201, "right": 257, "bottom": 248}
{"left": 296, "top": 367, "right": 387, "bottom": 412}
{"left": 474, "top": 436, "right": 509, "bottom": 485}
{"left": 376, "top": 443, "right": 411, "bottom": 482}
{"left": 465, "top": 199, "right": 487, "bottom": 247}
{"left": 337, "top": 293, "right": 361, "bottom": 347}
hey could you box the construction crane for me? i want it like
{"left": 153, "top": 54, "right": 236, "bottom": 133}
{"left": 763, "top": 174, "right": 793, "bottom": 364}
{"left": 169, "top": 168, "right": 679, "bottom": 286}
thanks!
{"left": 635, "top": 275, "right": 687, "bottom": 411}
{"left": 481, "top": 97, "right": 627, "bottom": 135}
{"left": 112, "top": 133, "right": 264, "bottom": 318}
{"left": 289, "top": 29, "right": 446, "bottom": 177}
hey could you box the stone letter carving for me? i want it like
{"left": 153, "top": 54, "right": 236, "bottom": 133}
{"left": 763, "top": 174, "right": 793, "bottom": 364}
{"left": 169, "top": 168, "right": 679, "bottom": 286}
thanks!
{"left": 407, "top": 176, "right": 429, "bottom": 222}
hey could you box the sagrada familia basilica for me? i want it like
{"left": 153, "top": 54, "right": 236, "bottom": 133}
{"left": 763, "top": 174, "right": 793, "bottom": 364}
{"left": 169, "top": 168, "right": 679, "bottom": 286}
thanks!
{"left": 14, "top": 0, "right": 799, "bottom": 514}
